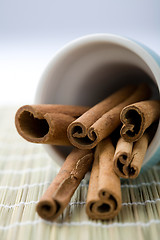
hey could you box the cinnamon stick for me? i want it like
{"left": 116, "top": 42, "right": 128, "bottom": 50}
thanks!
{"left": 17, "top": 104, "right": 90, "bottom": 118}
{"left": 15, "top": 104, "right": 89, "bottom": 145}
{"left": 68, "top": 83, "right": 151, "bottom": 149}
{"left": 36, "top": 148, "right": 93, "bottom": 221}
{"left": 113, "top": 137, "right": 133, "bottom": 178}
{"left": 128, "top": 133, "right": 149, "bottom": 178}
{"left": 120, "top": 100, "right": 160, "bottom": 142}
{"left": 86, "top": 138, "right": 122, "bottom": 220}
{"left": 113, "top": 133, "right": 149, "bottom": 179}
{"left": 67, "top": 85, "right": 136, "bottom": 149}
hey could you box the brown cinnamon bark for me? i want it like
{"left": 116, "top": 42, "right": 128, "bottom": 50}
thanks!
{"left": 36, "top": 148, "right": 93, "bottom": 221}
{"left": 120, "top": 100, "right": 160, "bottom": 142}
{"left": 68, "top": 83, "right": 151, "bottom": 149}
{"left": 67, "top": 85, "right": 136, "bottom": 149}
{"left": 15, "top": 104, "right": 89, "bottom": 145}
{"left": 113, "top": 137, "right": 133, "bottom": 178}
{"left": 128, "top": 133, "right": 149, "bottom": 178}
{"left": 86, "top": 138, "right": 122, "bottom": 220}
{"left": 113, "top": 133, "right": 149, "bottom": 179}
{"left": 17, "top": 104, "right": 89, "bottom": 118}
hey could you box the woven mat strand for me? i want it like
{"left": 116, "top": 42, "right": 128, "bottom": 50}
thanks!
{"left": 0, "top": 107, "right": 160, "bottom": 240}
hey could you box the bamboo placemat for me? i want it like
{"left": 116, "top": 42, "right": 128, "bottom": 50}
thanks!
{"left": 0, "top": 106, "right": 160, "bottom": 240}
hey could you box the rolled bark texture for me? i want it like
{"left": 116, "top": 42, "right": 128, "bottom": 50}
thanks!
{"left": 15, "top": 104, "right": 89, "bottom": 145}
{"left": 120, "top": 100, "right": 160, "bottom": 142}
{"left": 36, "top": 148, "right": 93, "bottom": 221}
{"left": 113, "top": 133, "right": 149, "bottom": 179}
{"left": 86, "top": 138, "right": 122, "bottom": 220}
{"left": 68, "top": 83, "right": 151, "bottom": 150}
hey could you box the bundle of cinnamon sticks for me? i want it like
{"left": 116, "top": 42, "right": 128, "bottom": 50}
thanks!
{"left": 15, "top": 83, "right": 160, "bottom": 221}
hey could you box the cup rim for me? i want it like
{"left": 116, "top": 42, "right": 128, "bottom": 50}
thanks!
{"left": 35, "top": 33, "right": 160, "bottom": 168}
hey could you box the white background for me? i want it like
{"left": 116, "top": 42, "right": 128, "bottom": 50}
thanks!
{"left": 0, "top": 0, "right": 160, "bottom": 105}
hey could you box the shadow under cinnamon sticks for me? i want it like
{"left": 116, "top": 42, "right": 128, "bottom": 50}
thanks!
{"left": 86, "top": 138, "right": 122, "bottom": 220}
{"left": 15, "top": 104, "right": 89, "bottom": 145}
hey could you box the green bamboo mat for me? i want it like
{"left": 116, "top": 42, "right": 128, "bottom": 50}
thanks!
{"left": 0, "top": 106, "right": 160, "bottom": 240}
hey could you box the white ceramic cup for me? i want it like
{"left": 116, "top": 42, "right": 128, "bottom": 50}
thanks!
{"left": 35, "top": 34, "right": 160, "bottom": 171}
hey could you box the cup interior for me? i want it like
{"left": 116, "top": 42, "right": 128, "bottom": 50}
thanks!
{"left": 35, "top": 35, "right": 159, "bottom": 167}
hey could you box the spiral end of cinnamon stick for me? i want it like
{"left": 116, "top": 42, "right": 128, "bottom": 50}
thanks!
{"left": 36, "top": 199, "right": 61, "bottom": 221}
{"left": 114, "top": 153, "right": 132, "bottom": 178}
{"left": 86, "top": 192, "right": 121, "bottom": 220}
{"left": 113, "top": 144, "right": 140, "bottom": 179}
{"left": 67, "top": 122, "right": 98, "bottom": 149}
{"left": 127, "top": 164, "right": 139, "bottom": 179}
{"left": 120, "top": 106, "right": 144, "bottom": 142}
{"left": 114, "top": 159, "right": 139, "bottom": 179}
{"left": 15, "top": 105, "right": 50, "bottom": 143}
{"left": 113, "top": 132, "right": 149, "bottom": 179}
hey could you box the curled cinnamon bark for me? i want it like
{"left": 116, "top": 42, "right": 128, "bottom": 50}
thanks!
{"left": 120, "top": 100, "right": 160, "bottom": 142}
{"left": 16, "top": 104, "right": 90, "bottom": 118}
{"left": 36, "top": 148, "right": 93, "bottom": 221}
{"left": 86, "top": 138, "right": 122, "bottom": 220}
{"left": 113, "top": 137, "right": 133, "bottom": 178}
{"left": 68, "top": 84, "right": 151, "bottom": 149}
{"left": 113, "top": 133, "right": 149, "bottom": 179}
{"left": 15, "top": 104, "right": 89, "bottom": 145}
{"left": 67, "top": 85, "right": 136, "bottom": 149}
{"left": 128, "top": 133, "right": 149, "bottom": 178}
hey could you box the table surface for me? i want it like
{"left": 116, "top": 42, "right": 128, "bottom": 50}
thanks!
{"left": 0, "top": 106, "right": 160, "bottom": 240}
